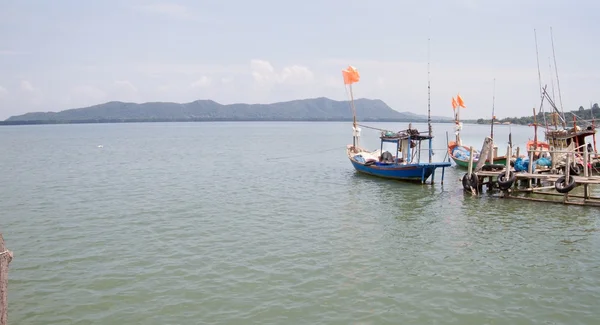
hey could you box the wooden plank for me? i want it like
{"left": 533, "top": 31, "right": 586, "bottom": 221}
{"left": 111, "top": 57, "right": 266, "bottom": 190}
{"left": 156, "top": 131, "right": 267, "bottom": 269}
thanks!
{"left": 474, "top": 137, "right": 493, "bottom": 172}
{"left": 0, "top": 234, "right": 13, "bottom": 325}
{"left": 506, "top": 195, "right": 600, "bottom": 207}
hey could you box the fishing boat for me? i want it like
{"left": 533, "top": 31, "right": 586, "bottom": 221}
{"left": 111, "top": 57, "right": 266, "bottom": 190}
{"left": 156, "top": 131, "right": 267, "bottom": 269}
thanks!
{"left": 447, "top": 143, "right": 508, "bottom": 168}
{"left": 347, "top": 127, "right": 451, "bottom": 183}
{"left": 524, "top": 28, "right": 599, "bottom": 171}
{"left": 447, "top": 91, "right": 509, "bottom": 168}
{"left": 342, "top": 62, "right": 450, "bottom": 184}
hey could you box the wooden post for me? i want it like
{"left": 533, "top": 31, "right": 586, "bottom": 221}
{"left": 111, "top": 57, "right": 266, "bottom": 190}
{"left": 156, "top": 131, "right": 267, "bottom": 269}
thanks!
{"left": 468, "top": 146, "right": 474, "bottom": 178}
{"left": 584, "top": 145, "right": 589, "bottom": 199}
{"left": 506, "top": 145, "right": 512, "bottom": 191}
{"left": 474, "top": 137, "right": 493, "bottom": 172}
{"left": 0, "top": 234, "right": 13, "bottom": 325}
{"left": 528, "top": 150, "right": 534, "bottom": 188}
{"left": 505, "top": 146, "right": 511, "bottom": 171}
{"left": 564, "top": 153, "right": 571, "bottom": 203}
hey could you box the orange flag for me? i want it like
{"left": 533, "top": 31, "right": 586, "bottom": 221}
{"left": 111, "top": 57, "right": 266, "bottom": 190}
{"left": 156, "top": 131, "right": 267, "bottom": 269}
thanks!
{"left": 342, "top": 65, "right": 360, "bottom": 85}
{"left": 451, "top": 97, "right": 457, "bottom": 110}
{"left": 456, "top": 93, "right": 466, "bottom": 108}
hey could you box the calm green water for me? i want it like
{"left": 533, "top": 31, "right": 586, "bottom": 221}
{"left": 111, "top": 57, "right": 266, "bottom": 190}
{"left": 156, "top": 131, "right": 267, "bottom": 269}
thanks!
{"left": 1, "top": 122, "right": 599, "bottom": 324}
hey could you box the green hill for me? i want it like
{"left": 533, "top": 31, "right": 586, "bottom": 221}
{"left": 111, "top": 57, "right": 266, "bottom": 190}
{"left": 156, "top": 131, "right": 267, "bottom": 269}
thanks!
{"left": 468, "top": 103, "right": 600, "bottom": 126}
{"left": 2, "top": 97, "right": 453, "bottom": 125}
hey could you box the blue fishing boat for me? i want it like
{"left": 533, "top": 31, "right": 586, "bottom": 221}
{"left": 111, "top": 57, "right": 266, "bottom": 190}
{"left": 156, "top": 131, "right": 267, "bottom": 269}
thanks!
{"left": 346, "top": 126, "right": 451, "bottom": 183}
{"left": 341, "top": 59, "right": 450, "bottom": 184}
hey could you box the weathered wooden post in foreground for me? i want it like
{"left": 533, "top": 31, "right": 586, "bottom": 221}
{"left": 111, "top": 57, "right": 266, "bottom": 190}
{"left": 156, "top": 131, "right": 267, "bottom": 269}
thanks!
{"left": 0, "top": 233, "right": 13, "bottom": 325}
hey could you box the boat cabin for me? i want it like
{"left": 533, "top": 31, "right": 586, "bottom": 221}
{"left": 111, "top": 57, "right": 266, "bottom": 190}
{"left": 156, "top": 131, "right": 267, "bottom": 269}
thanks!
{"left": 545, "top": 125, "right": 596, "bottom": 153}
{"left": 378, "top": 128, "right": 433, "bottom": 165}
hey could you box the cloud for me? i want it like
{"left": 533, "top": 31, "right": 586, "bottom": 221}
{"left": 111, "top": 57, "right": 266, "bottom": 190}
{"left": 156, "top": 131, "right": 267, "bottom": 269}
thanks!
{"left": 134, "top": 3, "right": 191, "bottom": 19}
{"left": 20, "top": 80, "right": 35, "bottom": 92}
{"left": 65, "top": 85, "right": 107, "bottom": 108}
{"left": 190, "top": 76, "right": 211, "bottom": 88}
{"left": 250, "top": 59, "right": 314, "bottom": 86}
{"left": 250, "top": 59, "right": 277, "bottom": 84}
{"left": 113, "top": 80, "right": 138, "bottom": 93}
{"left": 7, "top": 57, "right": 592, "bottom": 120}
{"left": 112, "top": 80, "right": 139, "bottom": 102}
{"left": 0, "top": 86, "right": 7, "bottom": 99}
{"left": 280, "top": 65, "right": 314, "bottom": 85}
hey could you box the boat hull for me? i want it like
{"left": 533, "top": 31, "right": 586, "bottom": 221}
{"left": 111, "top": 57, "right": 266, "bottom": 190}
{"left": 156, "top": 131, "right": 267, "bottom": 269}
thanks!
{"left": 347, "top": 149, "right": 451, "bottom": 182}
{"left": 448, "top": 143, "right": 507, "bottom": 169}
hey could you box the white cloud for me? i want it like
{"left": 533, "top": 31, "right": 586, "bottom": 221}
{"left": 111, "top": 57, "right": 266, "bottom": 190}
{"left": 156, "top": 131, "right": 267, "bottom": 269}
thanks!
{"left": 111, "top": 80, "right": 139, "bottom": 102}
{"left": 190, "top": 76, "right": 211, "bottom": 88}
{"left": 134, "top": 3, "right": 191, "bottom": 19}
{"left": 250, "top": 59, "right": 314, "bottom": 86}
{"left": 250, "top": 59, "right": 277, "bottom": 84}
{"left": 65, "top": 85, "right": 107, "bottom": 108}
{"left": 114, "top": 80, "right": 138, "bottom": 93}
{"left": 0, "top": 86, "right": 7, "bottom": 99}
{"left": 8, "top": 57, "right": 594, "bottom": 120}
{"left": 20, "top": 80, "right": 35, "bottom": 92}
{"left": 315, "top": 58, "right": 547, "bottom": 119}
{"left": 280, "top": 65, "right": 314, "bottom": 85}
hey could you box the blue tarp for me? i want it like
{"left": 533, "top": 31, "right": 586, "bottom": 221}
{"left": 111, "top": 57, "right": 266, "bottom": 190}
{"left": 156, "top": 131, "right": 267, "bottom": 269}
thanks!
{"left": 535, "top": 156, "right": 552, "bottom": 167}
{"left": 514, "top": 157, "right": 535, "bottom": 172}
{"left": 452, "top": 147, "right": 480, "bottom": 161}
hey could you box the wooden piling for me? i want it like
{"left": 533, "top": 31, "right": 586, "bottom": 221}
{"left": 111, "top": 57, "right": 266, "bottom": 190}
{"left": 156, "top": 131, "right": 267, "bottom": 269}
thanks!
{"left": 0, "top": 234, "right": 13, "bottom": 325}
{"left": 528, "top": 150, "right": 534, "bottom": 188}
{"left": 467, "top": 146, "right": 474, "bottom": 178}
{"left": 584, "top": 145, "right": 589, "bottom": 199}
{"left": 564, "top": 153, "right": 571, "bottom": 203}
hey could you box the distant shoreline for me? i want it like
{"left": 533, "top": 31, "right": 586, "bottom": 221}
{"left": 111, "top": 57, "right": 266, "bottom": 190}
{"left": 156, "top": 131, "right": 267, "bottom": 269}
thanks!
{"left": 0, "top": 118, "right": 459, "bottom": 126}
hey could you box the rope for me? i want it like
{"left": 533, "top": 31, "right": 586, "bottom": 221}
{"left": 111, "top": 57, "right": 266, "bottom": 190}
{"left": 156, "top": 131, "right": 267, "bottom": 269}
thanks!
{"left": 357, "top": 123, "right": 387, "bottom": 131}
{"left": 266, "top": 146, "right": 345, "bottom": 161}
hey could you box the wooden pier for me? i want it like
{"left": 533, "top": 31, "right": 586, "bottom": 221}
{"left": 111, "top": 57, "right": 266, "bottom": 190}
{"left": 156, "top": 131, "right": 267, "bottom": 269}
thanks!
{"left": 461, "top": 142, "right": 600, "bottom": 207}
{"left": 0, "top": 234, "right": 13, "bottom": 325}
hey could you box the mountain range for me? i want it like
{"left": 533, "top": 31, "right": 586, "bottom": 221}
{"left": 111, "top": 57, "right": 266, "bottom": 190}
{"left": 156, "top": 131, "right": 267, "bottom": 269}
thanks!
{"left": 2, "top": 97, "right": 453, "bottom": 125}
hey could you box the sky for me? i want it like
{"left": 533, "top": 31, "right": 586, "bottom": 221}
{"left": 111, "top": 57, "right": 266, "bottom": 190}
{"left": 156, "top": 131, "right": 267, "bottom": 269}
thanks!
{"left": 1, "top": 0, "right": 599, "bottom": 120}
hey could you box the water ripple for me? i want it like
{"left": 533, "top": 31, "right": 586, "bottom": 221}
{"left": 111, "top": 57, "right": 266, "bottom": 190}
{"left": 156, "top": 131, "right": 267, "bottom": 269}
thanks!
{"left": 1, "top": 122, "right": 599, "bottom": 324}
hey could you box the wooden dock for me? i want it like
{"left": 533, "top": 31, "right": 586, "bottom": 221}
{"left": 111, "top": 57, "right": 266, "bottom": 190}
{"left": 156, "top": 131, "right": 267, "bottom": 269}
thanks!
{"left": 0, "top": 234, "right": 13, "bottom": 325}
{"left": 461, "top": 142, "right": 600, "bottom": 207}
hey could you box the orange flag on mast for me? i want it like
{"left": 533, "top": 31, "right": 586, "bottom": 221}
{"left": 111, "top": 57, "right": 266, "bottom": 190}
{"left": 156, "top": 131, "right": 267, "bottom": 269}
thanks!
{"left": 342, "top": 66, "right": 360, "bottom": 85}
{"left": 451, "top": 97, "right": 458, "bottom": 110}
{"left": 456, "top": 93, "right": 466, "bottom": 108}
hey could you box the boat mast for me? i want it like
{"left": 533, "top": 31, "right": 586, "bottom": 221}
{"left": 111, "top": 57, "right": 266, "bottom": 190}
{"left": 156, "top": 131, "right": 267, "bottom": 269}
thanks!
{"left": 592, "top": 102, "right": 597, "bottom": 153}
{"left": 490, "top": 78, "right": 496, "bottom": 140}
{"left": 532, "top": 107, "right": 538, "bottom": 149}
{"left": 550, "top": 26, "right": 566, "bottom": 127}
{"left": 342, "top": 65, "right": 361, "bottom": 150}
{"left": 534, "top": 28, "right": 548, "bottom": 129}
{"left": 349, "top": 83, "right": 358, "bottom": 148}
{"left": 427, "top": 17, "right": 432, "bottom": 163}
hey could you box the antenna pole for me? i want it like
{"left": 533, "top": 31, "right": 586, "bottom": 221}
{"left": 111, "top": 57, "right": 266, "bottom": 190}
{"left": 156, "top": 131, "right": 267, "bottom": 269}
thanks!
{"left": 427, "top": 17, "right": 432, "bottom": 163}
{"left": 548, "top": 57, "right": 556, "bottom": 103}
{"left": 490, "top": 78, "right": 496, "bottom": 140}
{"left": 534, "top": 28, "right": 548, "bottom": 129}
{"left": 550, "top": 26, "right": 566, "bottom": 128}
